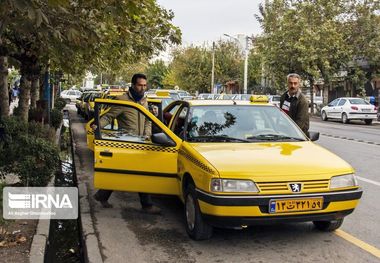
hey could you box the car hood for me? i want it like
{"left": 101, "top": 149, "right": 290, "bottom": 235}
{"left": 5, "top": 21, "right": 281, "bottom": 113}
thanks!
{"left": 190, "top": 142, "right": 353, "bottom": 178}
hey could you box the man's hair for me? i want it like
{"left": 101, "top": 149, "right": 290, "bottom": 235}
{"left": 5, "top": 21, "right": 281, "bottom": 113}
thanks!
{"left": 287, "top": 73, "right": 301, "bottom": 81}
{"left": 131, "top": 73, "right": 147, "bottom": 86}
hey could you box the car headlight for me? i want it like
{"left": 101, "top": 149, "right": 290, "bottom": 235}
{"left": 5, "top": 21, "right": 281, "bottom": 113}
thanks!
{"left": 330, "top": 174, "right": 358, "bottom": 189}
{"left": 211, "top": 179, "right": 259, "bottom": 193}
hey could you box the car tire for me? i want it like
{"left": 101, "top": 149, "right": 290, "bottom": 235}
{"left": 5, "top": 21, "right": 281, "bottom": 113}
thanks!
{"left": 321, "top": 111, "right": 328, "bottom": 121}
{"left": 364, "top": 119, "right": 372, "bottom": 125}
{"left": 342, "top": 113, "right": 349, "bottom": 124}
{"left": 313, "top": 218, "right": 344, "bottom": 231}
{"left": 184, "top": 183, "right": 213, "bottom": 240}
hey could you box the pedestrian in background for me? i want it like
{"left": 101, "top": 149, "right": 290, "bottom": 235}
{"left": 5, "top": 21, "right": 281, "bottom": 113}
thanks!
{"left": 279, "top": 73, "right": 309, "bottom": 135}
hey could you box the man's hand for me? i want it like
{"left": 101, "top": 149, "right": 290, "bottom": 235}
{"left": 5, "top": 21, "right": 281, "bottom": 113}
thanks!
{"left": 91, "top": 124, "right": 97, "bottom": 131}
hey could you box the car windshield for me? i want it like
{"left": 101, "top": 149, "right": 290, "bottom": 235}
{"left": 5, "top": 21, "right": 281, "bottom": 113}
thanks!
{"left": 349, "top": 98, "right": 370, "bottom": 105}
{"left": 185, "top": 105, "right": 306, "bottom": 142}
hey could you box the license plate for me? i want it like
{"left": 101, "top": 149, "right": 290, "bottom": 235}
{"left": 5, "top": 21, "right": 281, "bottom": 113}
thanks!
{"left": 269, "top": 197, "right": 323, "bottom": 214}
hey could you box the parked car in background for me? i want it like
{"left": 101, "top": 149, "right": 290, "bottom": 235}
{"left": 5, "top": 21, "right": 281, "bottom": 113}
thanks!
{"left": 60, "top": 89, "right": 82, "bottom": 103}
{"left": 320, "top": 97, "right": 378, "bottom": 125}
{"left": 268, "top": 95, "right": 281, "bottom": 107}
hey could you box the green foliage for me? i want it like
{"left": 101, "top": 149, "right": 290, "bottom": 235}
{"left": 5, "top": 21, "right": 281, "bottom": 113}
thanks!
{"left": 146, "top": 60, "right": 169, "bottom": 89}
{"left": 14, "top": 135, "right": 59, "bottom": 186}
{"left": 54, "top": 97, "right": 67, "bottom": 111}
{"left": 0, "top": 116, "right": 59, "bottom": 186}
{"left": 50, "top": 108, "right": 63, "bottom": 130}
{"left": 256, "top": 0, "right": 380, "bottom": 92}
{"left": 169, "top": 41, "right": 245, "bottom": 94}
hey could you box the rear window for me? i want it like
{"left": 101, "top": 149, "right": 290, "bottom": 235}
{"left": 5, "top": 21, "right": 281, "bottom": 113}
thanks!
{"left": 349, "top": 98, "right": 369, "bottom": 105}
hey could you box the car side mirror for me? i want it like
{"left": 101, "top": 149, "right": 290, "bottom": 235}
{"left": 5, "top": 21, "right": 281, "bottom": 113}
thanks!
{"left": 151, "top": 133, "right": 176, "bottom": 147}
{"left": 308, "top": 131, "right": 320, "bottom": 141}
{"left": 328, "top": 104, "right": 333, "bottom": 107}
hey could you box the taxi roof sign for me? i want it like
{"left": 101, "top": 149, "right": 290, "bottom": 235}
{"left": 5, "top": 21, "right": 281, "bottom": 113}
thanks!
{"left": 155, "top": 90, "right": 170, "bottom": 97}
{"left": 250, "top": 95, "right": 269, "bottom": 103}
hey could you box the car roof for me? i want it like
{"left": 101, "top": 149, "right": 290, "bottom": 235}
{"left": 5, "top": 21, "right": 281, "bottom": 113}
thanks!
{"left": 186, "top": 99, "right": 271, "bottom": 106}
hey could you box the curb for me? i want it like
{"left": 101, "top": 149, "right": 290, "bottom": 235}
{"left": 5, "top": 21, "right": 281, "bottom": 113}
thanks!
{"left": 29, "top": 124, "right": 62, "bottom": 263}
{"left": 70, "top": 112, "right": 103, "bottom": 263}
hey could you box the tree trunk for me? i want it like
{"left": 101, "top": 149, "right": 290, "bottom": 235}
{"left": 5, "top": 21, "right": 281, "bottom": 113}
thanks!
{"left": 30, "top": 77, "right": 39, "bottom": 109}
{"left": 0, "top": 56, "right": 9, "bottom": 117}
{"left": 17, "top": 75, "right": 31, "bottom": 122}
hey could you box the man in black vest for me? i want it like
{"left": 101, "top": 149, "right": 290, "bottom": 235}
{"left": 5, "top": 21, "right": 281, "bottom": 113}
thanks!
{"left": 279, "top": 73, "right": 309, "bottom": 135}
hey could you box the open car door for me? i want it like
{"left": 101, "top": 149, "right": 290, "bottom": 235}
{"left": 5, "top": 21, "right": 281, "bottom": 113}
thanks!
{"left": 93, "top": 99, "right": 182, "bottom": 195}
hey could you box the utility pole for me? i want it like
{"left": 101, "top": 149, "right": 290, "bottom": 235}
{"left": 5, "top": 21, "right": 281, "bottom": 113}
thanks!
{"left": 211, "top": 41, "right": 215, "bottom": 94}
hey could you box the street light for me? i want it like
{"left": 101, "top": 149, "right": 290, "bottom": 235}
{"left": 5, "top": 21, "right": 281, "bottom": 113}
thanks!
{"left": 223, "top": 33, "right": 251, "bottom": 94}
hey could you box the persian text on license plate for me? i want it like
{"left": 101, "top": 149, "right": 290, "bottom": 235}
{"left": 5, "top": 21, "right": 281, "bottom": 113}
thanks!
{"left": 269, "top": 197, "right": 323, "bottom": 213}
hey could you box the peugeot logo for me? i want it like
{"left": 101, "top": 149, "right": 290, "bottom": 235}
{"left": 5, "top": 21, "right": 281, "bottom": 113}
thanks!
{"left": 289, "top": 183, "right": 302, "bottom": 193}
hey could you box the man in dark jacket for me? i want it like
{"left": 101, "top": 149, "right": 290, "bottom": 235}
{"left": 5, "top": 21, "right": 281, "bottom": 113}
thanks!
{"left": 279, "top": 73, "right": 309, "bottom": 135}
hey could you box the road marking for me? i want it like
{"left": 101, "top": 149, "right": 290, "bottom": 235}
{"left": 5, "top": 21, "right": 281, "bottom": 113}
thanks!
{"left": 356, "top": 176, "right": 380, "bottom": 187}
{"left": 319, "top": 134, "right": 380, "bottom": 146}
{"left": 335, "top": 230, "right": 380, "bottom": 259}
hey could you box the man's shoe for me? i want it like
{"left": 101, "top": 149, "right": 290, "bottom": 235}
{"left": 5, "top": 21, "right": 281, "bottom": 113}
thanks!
{"left": 94, "top": 194, "right": 113, "bottom": 208}
{"left": 141, "top": 205, "right": 161, "bottom": 214}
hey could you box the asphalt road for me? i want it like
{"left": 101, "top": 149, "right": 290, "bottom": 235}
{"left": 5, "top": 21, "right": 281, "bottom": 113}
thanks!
{"left": 310, "top": 116, "right": 380, "bottom": 145}
{"left": 70, "top": 104, "right": 380, "bottom": 263}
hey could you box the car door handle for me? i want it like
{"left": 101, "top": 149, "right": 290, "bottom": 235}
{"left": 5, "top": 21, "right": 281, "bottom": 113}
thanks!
{"left": 100, "top": 151, "right": 113, "bottom": 157}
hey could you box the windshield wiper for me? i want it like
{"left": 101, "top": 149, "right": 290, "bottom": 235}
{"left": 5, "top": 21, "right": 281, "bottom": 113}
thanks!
{"left": 246, "top": 134, "right": 305, "bottom": 141}
{"left": 188, "top": 135, "right": 249, "bottom": 142}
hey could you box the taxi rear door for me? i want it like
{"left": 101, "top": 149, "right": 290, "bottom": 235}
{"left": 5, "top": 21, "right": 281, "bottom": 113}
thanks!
{"left": 93, "top": 99, "right": 182, "bottom": 195}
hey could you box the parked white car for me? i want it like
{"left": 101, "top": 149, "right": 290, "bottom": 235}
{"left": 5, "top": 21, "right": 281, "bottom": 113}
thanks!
{"left": 268, "top": 95, "right": 281, "bottom": 107}
{"left": 60, "top": 89, "right": 82, "bottom": 103}
{"left": 320, "top": 97, "right": 378, "bottom": 125}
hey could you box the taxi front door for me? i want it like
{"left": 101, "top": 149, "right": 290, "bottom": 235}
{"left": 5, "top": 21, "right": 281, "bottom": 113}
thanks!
{"left": 93, "top": 99, "right": 181, "bottom": 195}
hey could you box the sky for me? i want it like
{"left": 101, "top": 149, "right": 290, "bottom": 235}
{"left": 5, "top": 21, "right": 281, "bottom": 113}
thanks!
{"left": 157, "top": 0, "right": 263, "bottom": 47}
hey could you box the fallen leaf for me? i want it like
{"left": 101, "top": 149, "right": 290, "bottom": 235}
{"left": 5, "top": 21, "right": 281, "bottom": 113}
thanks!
{"left": 0, "top": 240, "right": 7, "bottom": 247}
{"left": 16, "top": 235, "right": 27, "bottom": 243}
{"left": 12, "top": 230, "right": 21, "bottom": 235}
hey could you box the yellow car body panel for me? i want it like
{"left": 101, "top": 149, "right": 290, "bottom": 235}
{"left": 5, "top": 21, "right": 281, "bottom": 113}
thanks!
{"left": 190, "top": 142, "right": 353, "bottom": 179}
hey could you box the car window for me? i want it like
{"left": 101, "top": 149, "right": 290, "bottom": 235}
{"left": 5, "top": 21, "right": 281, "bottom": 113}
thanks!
{"left": 95, "top": 102, "right": 163, "bottom": 144}
{"left": 349, "top": 98, "right": 370, "bottom": 105}
{"left": 337, "top": 99, "right": 346, "bottom": 106}
{"left": 171, "top": 106, "right": 188, "bottom": 138}
{"left": 163, "top": 104, "right": 181, "bottom": 126}
{"left": 185, "top": 105, "right": 306, "bottom": 142}
{"left": 329, "top": 99, "right": 339, "bottom": 106}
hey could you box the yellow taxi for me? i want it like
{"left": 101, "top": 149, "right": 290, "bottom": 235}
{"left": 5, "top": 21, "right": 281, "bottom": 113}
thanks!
{"left": 92, "top": 95, "right": 362, "bottom": 240}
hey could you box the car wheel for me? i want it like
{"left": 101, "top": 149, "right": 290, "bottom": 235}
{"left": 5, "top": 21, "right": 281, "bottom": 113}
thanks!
{"left": 313, "top": 218, "right": 344, "bottom": 231}
{"left": 341, "top": 113, "right": 349, "bottom": 124}
{"left": 364, "top": 119, "right": 372, "bottom": 125}
{"left": 184, "top": 183, "right": 213, "bottom": 240}
{"left": 321, "top": 111, "right": 328, "bottom": 121}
